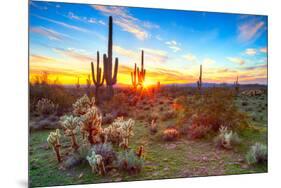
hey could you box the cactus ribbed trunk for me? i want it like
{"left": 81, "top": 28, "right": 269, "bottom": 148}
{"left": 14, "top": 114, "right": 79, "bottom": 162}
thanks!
{"left": 54, "top": 144, "right": 61, "bottom": 163}
{"left": 131, "top": 63, "right": 138, "bottom": 90}
{"left": 71, "top": 134, "right": 79, "bottom": 151}
{"left": 197, "top": 64, "right": 202, "bottom": 93}
{"left": 91, "top": 51, "right": 105, "bottom": 104}
{"left": 104, "top": 16, "right": 118, "bottom": 99}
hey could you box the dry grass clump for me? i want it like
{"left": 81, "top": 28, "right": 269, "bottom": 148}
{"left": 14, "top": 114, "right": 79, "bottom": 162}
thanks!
{"left": 163, "top": 128, "right": 179, "bottom": 141}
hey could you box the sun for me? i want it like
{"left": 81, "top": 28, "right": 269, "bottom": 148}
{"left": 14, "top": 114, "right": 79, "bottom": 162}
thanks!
{"left": 142, "top": 79, "right": 154, "bottom": 88}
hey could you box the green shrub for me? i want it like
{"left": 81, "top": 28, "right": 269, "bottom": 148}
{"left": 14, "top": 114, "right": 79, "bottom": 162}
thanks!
{"left": 90, "top": 143, "right": 116, "bottom": 166}
{"left": 36, "top": 98, "right": 58, "bottom": 115}
{"left": 246, "top": 143, "right": 267, "bottom": 165}
{"left": 116, "top": 149, "right": 144, "bottom": 174}
{"left": 176, "top": 88, "right": 249, "bottom": 139}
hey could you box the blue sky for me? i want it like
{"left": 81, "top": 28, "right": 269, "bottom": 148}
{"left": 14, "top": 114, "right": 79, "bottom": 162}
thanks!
{"left": 29, "top": 1, "right": 268, "bottom": 85}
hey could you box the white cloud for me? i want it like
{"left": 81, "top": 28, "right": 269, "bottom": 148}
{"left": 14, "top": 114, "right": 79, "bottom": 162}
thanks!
{"left": 260, "top": 47, "right": 267, "bottom": 53}
{"left": 227, "top": 57, "right": 245, "bottom": 65}
{"left": 203, "top": 58, "right": 216, "bottom": 66}
{"left": 183, "top": 53, "right": 197, "bottom": 63}
{"left": 245, "top": 48, "right": 257, "bottom": 56}
{"left": 92, "top": 5, "right": 158, "bottom": 40}
{"left": 238, "top": 19, "right": 266, "bottom": 42}
{"left": 165, "top": 40, "right": 181, "bottom": 52}
{"left": 30, "top": 26, "right": 70, "bottom": 41}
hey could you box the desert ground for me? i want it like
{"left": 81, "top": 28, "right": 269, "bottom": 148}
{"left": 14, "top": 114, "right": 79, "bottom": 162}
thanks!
{"left": 29, "top": 84, "right": 267, "bottom": 187}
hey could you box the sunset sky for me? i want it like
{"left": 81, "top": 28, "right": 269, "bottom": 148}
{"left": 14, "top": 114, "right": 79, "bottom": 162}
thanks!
{"left": 29, "top": 1, "right": 268, "bottom": 86}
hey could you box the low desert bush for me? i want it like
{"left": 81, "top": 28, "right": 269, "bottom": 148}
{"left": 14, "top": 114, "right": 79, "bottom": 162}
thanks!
{"left": 175, "top": 88, "right": 249, "bottom": 139}
{"left": 214, "top": 126, "right": 241, "bottom": 149}
{"left": 36, "top": 98, "right": 58, "bottom": 115}
{"left": 246, "top": 143, "right": 267, "bottom": 165}
{"left": 161, "top": 110, "right": 177, "bottom": 121}
{"left": 89, "top": 143, "right": 116, "bottom": 166}
{"left": 163, "top": 128, "right": 179, "bottom": 141}
{"left": 116, "top": 149, "right": 144, "bottom": 174}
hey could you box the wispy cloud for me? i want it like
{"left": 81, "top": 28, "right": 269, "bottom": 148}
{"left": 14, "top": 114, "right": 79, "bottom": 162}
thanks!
{"left": 245, "top": 48, "right": 257, "bottom": 56}
{"left": 30, "top": 54, "right": 59, "bottom": 64}
{"left": 113, "top": 45, "right": 168, "bottom": 63}
{"left": 53, "top": 48, "right": 94, "bottom": 62}
{"left": 33, "top": 14, "right": 90, "bottom": 33}
{"left": 260, "top": 47, "right": 267, "bottom": 53}
{"left": 165, "top": 40, "right": 181, "bottom": 52}
{"left": 30, "top": 26, "right": 71, "bottom": 41}
{"left": 67, "top": 12, "right": 106, "bottom": 26}
{"left": 227, "top": 57, "right": 245, "bottom": 65}
{"left": 140, "top": 48, "right": 168, "bottom": 63}
{"left": 183, "top": 53, "right": 197, "bottom": 63}
{"left": 203, "top": 58, "right": 215, "bottom": 66}
{"left": 30, "top": 1, "right": 48, "bottom": 10}
{"left": 238, "top": 18, "right": 266, "bottom": 42}
{"left": 92, "top": 5, "right": 158, "bottom": 40}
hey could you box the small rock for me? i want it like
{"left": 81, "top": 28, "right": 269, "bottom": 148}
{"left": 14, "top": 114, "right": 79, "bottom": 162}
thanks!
{"left": 165, "top": 143, "right": 177, "bottom": 150}
{"left": 241, "top": 164, "right": 249, "bottom": 169}
{"left": 114, "top": 177, "right": 122, "bottom": 182}
{"left": 78, "top": 172, "right": 83, "bottom": 179}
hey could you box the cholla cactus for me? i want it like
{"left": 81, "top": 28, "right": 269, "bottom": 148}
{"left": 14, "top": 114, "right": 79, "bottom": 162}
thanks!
{"left": 119, "top": 119, "right": 135, "bottom": 149}
{"left": 80, "top": 107, "right": 103, "bottom": 144}
{"left": 136, "top": 145, "right": 144, "bottom": 158}
{"left": 246, "top": 143, "right": 267, "bottom": 165}
{"left": 73, "top": 95, "right": 94, "bottom": 116}
{"left": 103, "top": 117, "right": 135, "bottom": 148}
{"left": 215, "top": 126, "right": 241, "bottom": 149}
{"left": 47, "top": 129, "right": 62, "bottom": 162}
{"left": 87, "top": 151, "right": 106, "bottom": 175}
{"left": 60, "top": 115, "right": 81, "bottom": 150}
{"left": 36, "top": 98, "right": 57, "bottom": 115}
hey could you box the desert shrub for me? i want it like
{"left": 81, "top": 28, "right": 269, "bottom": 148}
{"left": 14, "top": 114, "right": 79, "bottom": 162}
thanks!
{"left": 30, "top": 79, "right": 76, "bottom": 112}
{"left": 163, "top": 128, "right": 179, "bottom": 141}
{"left": 188, "top": 123, "right": 212, "bottom": 139}
{"left": 161, "top": 110, "right": 177, "bottom": 121}
{"left": 116, "top": 149, "right": 144, "bottom": 174}
{"left": 246, "top": 143, "right": 267, "bottom": 165}
{"left": 89, "top": 143, "right": 116, "bottom": 166}
{"left": 147, "top": 112, "right": 159, "bottom": 123}
{"left": 214, "top": 126, "right": 241, "bottom": 149}
{"left": 176, "top": 88, "right": 249, "bottom": 139}
{"left": 36, "top": 98, "right": 58, "bottom": 115}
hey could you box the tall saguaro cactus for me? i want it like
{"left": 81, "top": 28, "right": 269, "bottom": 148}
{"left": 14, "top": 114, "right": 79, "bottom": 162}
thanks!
{"left": 91, "top": 51, "right": 105, "bottom": 104}
{"left": 234, "top": 75, "right": 239, "bottom": 94}
{"left": 131, "top": 63, "right": 138, "bottom": 89}
{"left": 197, "top": 64, "right": 202, "bottom": 92}
{"left": 104, "top": 16, "right": 119, "bottom": 99}
{"left": 130, "top": 50, "right": 146, "bottom": 90}
{"left": 137, "top": 50, "right": 146, "bottom": 87}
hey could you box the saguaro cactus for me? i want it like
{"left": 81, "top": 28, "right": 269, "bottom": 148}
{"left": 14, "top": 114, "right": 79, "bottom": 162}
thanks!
{"left": 131, "top": 63, "right": 138, "bottom": 89}
{"left": 104, "top": 16, "right": 119, "bottom": 99}
{"left": 234, "top": 76, "right": 239, "bottom": 94}
{"left": 91, "top": 51, "right": 105, "bottom": 104}
{"left": 197, "top": 64, "right": 202, "bottom": 92}
{"left": 130, "top": 50, "right": 146, "bottom": 90}
{"left": 137, "top": 50, "right": 146, "bottom": 87}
